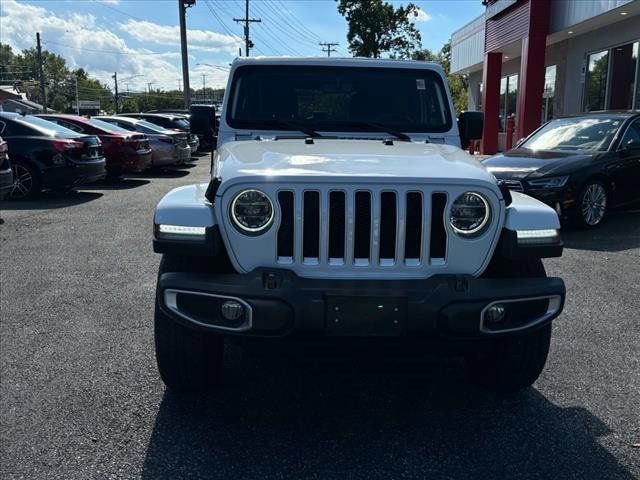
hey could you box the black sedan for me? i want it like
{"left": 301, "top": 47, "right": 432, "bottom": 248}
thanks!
{"left": 483, "top": 112, "right": 640, "bottom": 227}
{"left": 0, "top": 113, "right": 106, "bottom": 199}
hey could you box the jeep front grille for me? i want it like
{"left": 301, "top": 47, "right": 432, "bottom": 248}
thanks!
{"left": 276, "top": 188, "right": 448, "bottom": 268}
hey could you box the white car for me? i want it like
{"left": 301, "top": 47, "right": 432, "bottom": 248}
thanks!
{"left": 151, "top": 57, "right": 566, "bottom": 394}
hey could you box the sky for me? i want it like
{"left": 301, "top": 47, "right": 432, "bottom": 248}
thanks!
{"left": 0, "top": 0, "right": 485, "bottom": 94}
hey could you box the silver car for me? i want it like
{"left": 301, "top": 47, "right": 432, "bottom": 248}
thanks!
{"left": 95, "top": 116, "right": 191, "bottom": 166}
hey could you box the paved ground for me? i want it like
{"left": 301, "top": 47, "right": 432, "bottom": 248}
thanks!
{"left": 1, "top": 156, "right": 639, "bottom": 480}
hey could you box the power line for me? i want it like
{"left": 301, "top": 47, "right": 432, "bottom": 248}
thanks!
{"left": 233, "top": 0, "right": 261, "bottom": 57}
{"left": 43, "top": 40, "right": 173, "bottom": 56}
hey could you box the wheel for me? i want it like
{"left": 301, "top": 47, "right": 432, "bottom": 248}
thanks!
{"left": 575, "top": 180, "right": 608, "bottom": 228}
{"left": 10, "top": 161, "right": 40, "bottom": 200}
{"left": 154, "top": 254, "right": 224, "bottom": 393}
{"left": 467, "top": 258, "right": 552, "bottom": 392}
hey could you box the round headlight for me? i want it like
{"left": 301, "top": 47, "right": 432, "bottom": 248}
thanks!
{"left": 450, "top": 192, "right": 491, "bottom": 237}
{"left": 230, "top": 189, "right": 274, "bottom": 234}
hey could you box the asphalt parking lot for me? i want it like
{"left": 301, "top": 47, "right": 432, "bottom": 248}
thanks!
{"left": 1, "top": 156, "right": 639, "bottom": 480}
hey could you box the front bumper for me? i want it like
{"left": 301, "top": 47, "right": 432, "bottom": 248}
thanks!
{"left": 158, "top": 269, "right": 565, "bottom": 339}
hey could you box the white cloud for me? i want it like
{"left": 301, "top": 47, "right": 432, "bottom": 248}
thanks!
{"left": 412, "top": 8, "right": 432, "bottom": 22}
{"left": 97, "top": 0, "right": 121, "bottom": 5}
{"left": 0, "top": 0, "right": 232, "bottom": 91}
{"left": 118, "top": 20, "right": 241, "bottom": 54}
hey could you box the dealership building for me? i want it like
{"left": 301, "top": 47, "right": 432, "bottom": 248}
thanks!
{"left": 450, "top": 0, "right": 640, "bottom": 153}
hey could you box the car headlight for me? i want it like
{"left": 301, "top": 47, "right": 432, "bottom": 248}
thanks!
{"left": 450, "top": 192, "right": 491, "bottom": 237}
{"left": 230, "top": 189, "right": 274, "bottom": 234}
{"left": 527, "top": 176, "right": 569, "bottom": 189}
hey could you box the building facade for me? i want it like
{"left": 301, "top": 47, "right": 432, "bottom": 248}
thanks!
{"left": 451, "top": 0, "right": 640, "bottom": 153}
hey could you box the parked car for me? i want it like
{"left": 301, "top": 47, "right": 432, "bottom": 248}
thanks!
{"left": 0, "top": 136, "right": 12, "bottom": 200}
{"left": 95, "top": 116, "right": 191, "bottom": 167}
{"left": 484, "top": 112, "right": 640, "bottom": 227}
{"left": 38, "top": 114, "right": 152, "bottom": 177}
{"left": 0, "top": 112, "right": 106, "bottom": 199}
{"left": 151, "top": 57, "right": 566, "bottom": 395}
{"left": 189, "top": 104, "right": 217, "bottom": 151}
{"left": 119, "top": 113, "right": 199, "bottom": 153}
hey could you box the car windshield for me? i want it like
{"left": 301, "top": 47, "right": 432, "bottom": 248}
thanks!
{"left": 521, "top": 116, "right": 623, "bottom": 152}
{"left": 20, "top": 115, "right": 83, "bottom": 138}
{"left": 170, "top": 118, "right": 190, "bottom": 129}
{"left": 89, "top": 118, "right": 131, "bottom": 134}
{"left": 227, "top": 65, "right": 452, "bottom": 134}
{"left": 137, "top": 120, "right": 174, "bottom": 134}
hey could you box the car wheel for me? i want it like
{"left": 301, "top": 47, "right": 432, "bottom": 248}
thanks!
{"left": 467, "top": 258, "right": 552, "bottom": 393}
{"left": 577, "top": 180, "right": 608, "bottom": 228}
{"left": 10, "top": 162, "right": 40, "bottom": 200}
{"left": 154, "top": 254, "right": 224, "bottom": 394}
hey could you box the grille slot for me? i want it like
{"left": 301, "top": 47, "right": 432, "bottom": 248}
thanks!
{"left": 354, "top": 191, "right": 372, "bottom": 263}
{"left": 379, "top": 192, "right": 397, "bottom": 263}
{"left": 273, "top": 187, "right": 457, "bottom": 272}
{"left": 302, "top": 191, "right": 320, "bottom": 262}
{"left": 277, "top": 191, "right": 294, "bottom": 260}
{"left": 430, "top": 193, "right": 447, "bottom": 261}
{"left": 404, "top": 192, "right": 423, "bottom": 263}
{"left": 328, "top": 191, "right": 346, "bottom": 262}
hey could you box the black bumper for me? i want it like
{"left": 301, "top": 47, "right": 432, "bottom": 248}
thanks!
{"left": 42, "top": 159, "right": 106, "bottom": 188}
{"left": 158, "top": 269, "right": 565, "bottom": 339}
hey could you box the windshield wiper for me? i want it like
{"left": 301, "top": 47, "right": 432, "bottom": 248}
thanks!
{"left": 321, "top": 121, "right": 411, "bottom": 141}
{"left": 269, "top": 119, "right": 322, "bottom": 138}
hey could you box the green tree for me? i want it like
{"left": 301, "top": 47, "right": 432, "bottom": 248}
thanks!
{"left": 337, "top": 0, "right": 421, "bottom": 58}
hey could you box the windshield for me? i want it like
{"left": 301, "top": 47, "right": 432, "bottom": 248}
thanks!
{"left": 137, "top": 120, "right": 174, "bottom": 134}
{"left": 522, "top": 116, "right": 623, "bottom": 152}
{"left": 170, "top": 118, "right": 189, "bottom": 129}
{"left": 89, "top": 118, "right": 130, "bottom": 134}
{"left": 227, "top": 65, "right": 452, "bottom": 134}
{"left": 20, "top": 115, "right": 82, "bottom": 137}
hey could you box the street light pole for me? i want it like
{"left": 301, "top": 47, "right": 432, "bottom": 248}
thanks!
{"left": 112, "top": 72, "right": 119, "bottom": 114}
{"left": 74, "top": 76, "right": 79, "bottom": 114}
{"left": 178, "top": 0, "right": 194, "bottom": 109}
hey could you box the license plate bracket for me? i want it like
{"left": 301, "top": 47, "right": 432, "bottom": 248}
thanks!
{"left": 326, "top": 296, "right": 406, "bottom": 336}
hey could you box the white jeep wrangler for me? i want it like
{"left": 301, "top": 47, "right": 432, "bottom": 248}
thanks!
{"left": 152, "top": 57, "right": 565, "bottom": 393}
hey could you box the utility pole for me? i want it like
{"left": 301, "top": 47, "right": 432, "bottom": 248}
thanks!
{"left": 201, "top": 74, "right": 206, "bottom": 102}
{"left": 179, "top": 0, "right": 195, "bottom": 109}
{"left": 320, "top": 42, "right": 339, "bottom": 57}
{"left": 234, "top": 0, "right": 261, "bottom": 57}
{"left": 74, "top": 76, "right": 79, "bottom": 115}
{"left": 112, "top": 72, "right": 119, "bottom": 113}
{"left": 36, "top": 32, "right": 47, "bottom": 112}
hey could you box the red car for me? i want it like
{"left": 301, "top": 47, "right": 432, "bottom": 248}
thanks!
{"left": 38, "top": 115, "right": 152, "bottom": 177}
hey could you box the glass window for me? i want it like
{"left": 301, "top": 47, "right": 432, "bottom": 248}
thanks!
{"left": 17, "top": 115, "right": 82, "bottom": 137}
{"left": 633, "top": 42, "right": 640, "bottom": 110}
{"left": 542, "top": 65, "right": 556, "bottom": 122}
{"left": 620, "top": 118, "right": 640, "bottom": 145}
{"left": 521, "top": 116, "right": 624, "bottom": 152}
{"left": 585, "top": 50, "right": 609, "bottom": 111}
{"left": 498, "top": 74, "right": 518, "bottom": 131}
{"left": 228, "top": 65, "right": 453, "bottom": 133}
{"left": 89, "top": 118, "right": 130, "bottom": 133}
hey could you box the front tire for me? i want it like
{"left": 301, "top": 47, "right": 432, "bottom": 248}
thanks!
{"left": 575, "top": 180, "right": 608, "bottom": 228}
{"left": 154, "top": 255, "right": 224, "bottom": 393}
{"left": 468, "top": 258, "right": 552, "bottom": 392}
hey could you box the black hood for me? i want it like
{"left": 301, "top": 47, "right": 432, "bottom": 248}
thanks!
{"left": 482, "top": 148, "right": 594, "bottom": 180}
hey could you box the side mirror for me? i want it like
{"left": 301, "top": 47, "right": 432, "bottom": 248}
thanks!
{"left": 458, "top": 111, "right": 484, "bottom": 147}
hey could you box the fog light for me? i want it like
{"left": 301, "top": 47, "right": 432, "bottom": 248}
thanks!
{"left": 485, "top": 304, "right": 506, "bottom": 324}
{"left": 221, "top": 300, "right": 244, "bottom": 321}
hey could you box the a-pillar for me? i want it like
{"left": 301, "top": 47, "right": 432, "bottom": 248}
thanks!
{"left": 480, "top": 52, "right": 502, "bottom": 155}
{"left": 516, "top": 0, "right": 551, "bottom": 140}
